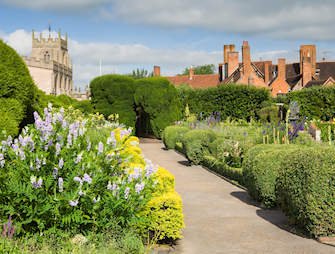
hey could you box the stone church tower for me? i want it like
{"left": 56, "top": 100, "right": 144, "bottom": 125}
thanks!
{"left": 23, "top": 30, "right": 73, "bottom": 95}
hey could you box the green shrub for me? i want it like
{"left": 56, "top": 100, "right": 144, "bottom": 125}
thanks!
{"left": 277, "top": 146, "right": 335, "bottom": 237}
{"left": 0, "top": 98, "right": 25, "bottom": 139}
{"left": 137, "top": 191, "right": 184, "bottom": 241}
{"left": 90, "top": 75, "right": 136, "bottom": 128}
{"left": 287, "top": 86, "right": 335, "bottom": 121}
{"left": 258, "top": 105, "right": 280, "bottom": 123}
{"left": 74, "top": 100, "right": 94, "bottom": 114}
{"left": 181, "top": 129, "right": 216, "bottom": 164}
{"left": 0, "top": 40, "right": 37, "bottom": 126}
{"left": 203, "top": 155, "right": 244, "bottom": 185}
{"left": 243, "top": 144, "right": 301, "bottom": 208}
{"left": 209, "top": 138, "right": 245, "bottom": 168}
{"left": 134, "top": 77, "right": 182, "bottom": 138}
{"left": 292, "top": 131, "right": 316, "bottom": 146}
{"left": 178, "top": 84, "right": 270, "bottom": 121}
{"left": 162, "top": 126, "right": 190, "bottom": 149}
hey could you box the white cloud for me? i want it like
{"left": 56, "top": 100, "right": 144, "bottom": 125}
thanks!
{"left": 1, "top": 1, "right": 335, "bottom": 40}
{"left": 0, "top": 29, "right": 221, "bottom": 88}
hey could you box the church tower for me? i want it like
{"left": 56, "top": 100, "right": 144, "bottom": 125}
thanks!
{"left": 23, "top": 29, "right": 73, "bottom": 95}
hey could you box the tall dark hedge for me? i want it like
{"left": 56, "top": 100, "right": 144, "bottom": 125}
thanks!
{"left": 134, "top": 77, "right": 182, "bottom": 137}
{"left": 90, "top": 75, "right": 136, "bottom": 128}
{"left": 178, "top": 84, "right": 270, "bottom": 120}
{"left": 0, "top": 40, "right": 38, "bottom": 131}
{"left": 287, "top": 86, "right": 335, "bottom": 121}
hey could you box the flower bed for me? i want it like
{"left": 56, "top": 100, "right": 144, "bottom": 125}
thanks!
{"left": 0, "top": 105, "right": 184, "bottom": 248}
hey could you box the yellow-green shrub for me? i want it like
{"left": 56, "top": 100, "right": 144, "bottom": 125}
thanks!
{"left": 137, "top": 191, "right": 184, "bottom": 241}
{"left": 153, "top": 167, "right": 175, "bottom": 194}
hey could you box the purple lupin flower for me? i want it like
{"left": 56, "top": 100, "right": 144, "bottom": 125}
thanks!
{"left": 145, "top": 159, "right": 156, "bottom": 177}
{"left": 55, "top": 142, "right": 61, "bottom": 156}
{"left": 18, "top": 149, "right": 26, "bottom": 161}
{"left": 87, "top": 141, "right": 91, "bottom": 151}
{"left": 0, "top": 153, "right": 5, "bottom": 168}
{"left": 107, "top": 181, "right": 118, "bottom": 191}
{"left": 75, "top": 153, "right": 83, "bottom": 164}
{"left": 124, "top": 187, "right": 130, "bottom": 200}
{"left": 35, "top": 157, "right": 41, "bottom": 169}
{"left": 69, "top": 200, "right": 78, "bottom": 207}
{"left": 98, "top": 142, "right": 104, "bottom": 154}
{"left": 93, "top": 196, "right": 100, "bottom": 203}
{"left": 30, "top": 176, "right": 43, "bottom": 189}
{"left": 73, "top": 176, "right": 83, "bottom": 184}
{"left": 58, "top": 158, "right": 64, "bottom": 169}
{"left": 53, "top": 168, "right": 58, "bottom": 179}
{"left": 135, "top": 182, "right": 145, "bottom": 194}
{"left": 67, "top": 134, "right": 72, "bottom": 147}
{"left": 58, "top": 177, "right": 63, "bottom": 192}
{"left": 83, "top": 173, "right": 92, "bottom": 184}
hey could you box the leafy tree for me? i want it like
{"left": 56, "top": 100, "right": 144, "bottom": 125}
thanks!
{"left": 0, "top": 39, "right": 38, "bottom": 132}
{"left": 134, "top": 77, "right": 182, "bottom": 137}
{"left": 129, "top": 68, "right": 153, "bottom": 79}
{"left": 181, "top": 64, "right": 216, "bottom": 75}
{"left": 90, "top": 75, "right": 136, "bottom": 128}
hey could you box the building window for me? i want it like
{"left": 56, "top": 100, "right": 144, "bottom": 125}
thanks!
{"left": 44, "top": 51, "right": 50, "bottom": 62}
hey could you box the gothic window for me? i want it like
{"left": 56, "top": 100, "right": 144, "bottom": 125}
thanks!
{"left": 44, "top": 51, "right": 50, "bottom": 62}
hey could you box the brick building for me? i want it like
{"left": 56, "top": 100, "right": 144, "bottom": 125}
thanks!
{"left": 159, "top": 41, "right": 335, "bottom": 96}
{"left": 221, "top": 42, "right": 335, "bottom": 96}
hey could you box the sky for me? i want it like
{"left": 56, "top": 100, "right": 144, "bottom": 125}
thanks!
{"left": 1, "top": 0, "right": 335, "bottom": 89}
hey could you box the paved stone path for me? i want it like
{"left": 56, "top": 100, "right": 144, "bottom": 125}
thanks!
{"left": 140, "top": 140, "right": 335, "bottom": 254}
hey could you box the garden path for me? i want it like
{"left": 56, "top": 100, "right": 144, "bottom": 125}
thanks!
{"left": 140, "top": 139, "right": 335, "bottom": 254}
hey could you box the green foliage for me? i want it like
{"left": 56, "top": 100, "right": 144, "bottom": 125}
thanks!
{"left": 90, "top": 75, "right": 136, "bottom": 128}
{"left": 258, "top": 104, "right": 280, "bottom": 123}
{"left": 181, "top": 129, "right": 217, "bottom": 164}
{"left": 277, "top": 146, "right": 335, "bottom": 237}
{"left": 209, "top": 138, "right": 245, "bottom": 168}
{"left": 180, "top": 85, "right": 270, "bottom": 120}
{"left": 129, "top": 68, "right": 153, "bottom": 79}
{"left": 181, "top": 64, "right": 216, "bottom": 75}
{"left": 0, "top": 40, "right": 36, "bottom": 115}
{"left": 287, "top": 86, "right": 335, "bottom": 121}
{"left": 243, "top": 145, "right": 301, "bottom": 208}
{"left": 0, "top": 107, "right": 159, "bottom": 236}
{"left": 134, "top": 77, "right": 182, "bottom": 137}
{"left": 162, "top": 126, "right": 190, "bottom": 149}
{"left": 202, "top": 155, "right": 244, "bottom": 185}
{"left": 74, "top": 100, "right": 94, "bottom": 114}
{"left": 0, "top": 98, "right": 25, "bottom": 139}
{"left": 292, "top": 131, "right": 316, "bottom": 146}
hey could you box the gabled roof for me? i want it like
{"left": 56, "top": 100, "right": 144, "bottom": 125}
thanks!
{"left": 304, "top": 79, "right": 326, "bottom": 88}
{"left": 166, "top": 74, "right": 219, "bottom": 89}
{"left": 222, "top": 63, "right": 265, "bottom": 84}
{"left": 316, "top": 62, "right": 335, "bottom": 80}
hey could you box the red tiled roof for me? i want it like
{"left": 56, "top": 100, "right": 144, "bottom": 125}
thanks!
{"left": 166, "top": 74, "right": 219, "bottom": 89}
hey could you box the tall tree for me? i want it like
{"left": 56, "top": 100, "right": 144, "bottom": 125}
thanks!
{"left": 181, "top": 64, "right": 216, "bottom": 75}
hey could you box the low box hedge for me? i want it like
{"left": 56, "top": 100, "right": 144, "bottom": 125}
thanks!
{"left": 243, "top": 144, "right": 301, "bottom": 208}
{"left": 203, "top": 155, "right": 243, "bottom": 185}
{"left": 181, "top": 129, "right": 216, "bottom": 165}
{"left": 277, "top": 146, "right": 335, "bottom": 237}
{"left": 162, "top": 126, "right": 190, "bottom": 149}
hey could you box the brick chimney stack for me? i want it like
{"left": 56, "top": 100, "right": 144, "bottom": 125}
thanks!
{"left": 242, "top": 41, "right": 252, "bottom": 76}
{"left": 302, "top": 57, "right": 312, "bottom": 87}
{"left": 224, "top": 44, "right": 235, "bottom": 64}
{"left": 189, "top": 66, "right": 194, "bottom": 80}
{"left": 277, "top": 58, "right": 286, "bottom": 80}
{"left": 153, "top": 65, "right": 161, "bottom": 77}
{"left": 264, "top": 61, "right": 272, "bottom": 84}
{"left": 227, "top": 51, "right": 239, "bottom": 78}
{"left": 300, "top": 45, "right": 316, "bottom": 76}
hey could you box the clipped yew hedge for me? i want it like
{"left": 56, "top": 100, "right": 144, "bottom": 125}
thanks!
{"left": 162, "top": 126, "right": 190, "bottom": 149}
{"left": 242, "top": 144, "right": 301, "bottom": 208}
{"left": 277, "top": 146, "right": 335, "bottom": 237}
{"left": 177, "top": 84, "right": 270, "bottom": 120}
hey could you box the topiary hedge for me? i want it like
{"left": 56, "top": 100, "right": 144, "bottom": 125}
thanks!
{"left": 276, "top": 146, "right": 335, "bottom": 237}
{"left": 0, "top": 98, "right": 25, "bottom": 139}
{"left": 0, "top": 40, "right": 37, "bottom": 129}
{"left": 243, "top": 144, "right": 301, "bottom": 208}
{"left": 90, "top": 75, "right": 136, "bottom": 128}
{"left": 287, "top": 86, "right": 335, "bottom": 121}
{"left": 178, "top": 84, "right": 270, "bottom": 121}
{"left": 181, "top": 129, "right": 216, "bottom": 165}
{"left": 134, "top": 77, "right": 182, "bottom": 138}
{"left": 162, "top": 126, "right": 190, "bottom": 149}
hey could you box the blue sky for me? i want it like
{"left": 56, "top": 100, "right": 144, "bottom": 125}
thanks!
{"left": 1, "top": 0, "right": 335, "bottom": 89}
